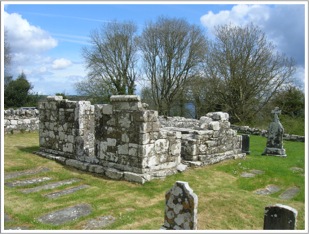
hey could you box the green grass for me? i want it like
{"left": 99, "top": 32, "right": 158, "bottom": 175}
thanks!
{"left": 4, "top": 132, "right": 305, "bottom": 230}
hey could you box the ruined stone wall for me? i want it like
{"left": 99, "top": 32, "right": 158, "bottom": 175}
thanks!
{"left": 36, "top": 95, "right": 247, "bottom": 183}
{"left": 160, "top": 112, "right": 245, "bottom": 166}
{"left": 231, "top": 125, "right": 305, "bottom": 142}
{"left": 38, "top": 96, "right": 95, "bottom": 160}
{"left": 4, "top": 108, "right": 39, "bottom": 134}
{"left": 94, "top": 95, "right": 181, "bottom": 180}
{"left": 36, "top": 95, "right": 181, "bottom": 183}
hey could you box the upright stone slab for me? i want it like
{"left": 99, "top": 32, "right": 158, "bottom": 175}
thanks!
{"left": 162, "top": 181, "right": 198, "bottom": 230}
{"left": 262, "top": 107, "right": 286, "bottom": 157}
{"left": 264, "top": 204, "right": 297, "bottom": 230}
{"left": 242, "top": 134, "right": 250, "bottom": 154}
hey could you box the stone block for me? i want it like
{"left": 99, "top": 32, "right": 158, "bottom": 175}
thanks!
{"left": 47, "top": 96, "right": 63, "bottom": 101}
{"left": 117, "top": 144, "right": 129, "bottom": 155}
{"left": 155, "top": 139, "right": 169, "bottom": 154}
{"left": 124, "top": 172, "right": 149, "bottom": 184}
{"left": 88, "top": 164, "right": 105, "bottom": 174}
{"left": 169, "top": 142, "right": 181, "bottom": 156}
{"left": 105, "top": 168, "right": 123, "bottom": 180}
{"left": 66, "top": 159, "right": 88, "bottom": 171}
{"left": 107, "top": 138, "right": 117, "bottom": 146}
{"left": 209, "top": 121, "right": 220, "bottom": 131}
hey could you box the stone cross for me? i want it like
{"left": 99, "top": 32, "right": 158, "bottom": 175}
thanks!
{"left": 264, "top": 204, "right": 297, "bottom": 230}
{"left": 161, "top": 181, "right": 198, "bottom": 230}
{"left": 262, "top": 107, "right": 286, "bottom": 157}
{"left": 271, "top": 107, "right": 281, "bottom": 122}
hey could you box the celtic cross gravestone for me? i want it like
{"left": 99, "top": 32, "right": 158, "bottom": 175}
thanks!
{"left": 262, "top": 107, "right": 286, "bottom": 157}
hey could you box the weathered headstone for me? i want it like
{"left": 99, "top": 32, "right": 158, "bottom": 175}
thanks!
{"left": 161, "top": 181, "right": 198, "bottom": 230}
{"left": 262, "top": 107, "right": 286, "bottom": 157}
{"left": 264, "top": 204, "right": 297, "bottom": 230}
{"left": 242, "top": 134, "right": 250, "bottom": 154}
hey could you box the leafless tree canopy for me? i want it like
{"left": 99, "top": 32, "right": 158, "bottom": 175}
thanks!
{"left": 81, "top": 21, "right": 139, "bottom": 96}
{"left": 202, "top": 23, "right": 295, "bottom": 122}
{"left": 4, "top": 30, "right": 11, "bottom": 75}
{"left": 139, "top": 17, "right": 208, "bottom": 115}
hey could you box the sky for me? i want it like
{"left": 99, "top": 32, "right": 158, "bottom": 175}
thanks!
{"left": 2, "top": 1, "right": 307, "bottom": 95}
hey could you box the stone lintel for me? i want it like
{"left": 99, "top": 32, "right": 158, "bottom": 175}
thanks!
{"left": 46, "top": 96, "right": 63, "bottom": 101}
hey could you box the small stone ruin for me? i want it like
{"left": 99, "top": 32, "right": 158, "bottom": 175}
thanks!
{"left": 35, "top": 95, "right": 245, "bottom": 183}
{"left": 160, "top": 113, "right": 245, "bottom": 166}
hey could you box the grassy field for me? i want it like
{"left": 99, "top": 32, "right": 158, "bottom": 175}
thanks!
{"left": 3, "top": 132, "right": 306, "bottom": 230}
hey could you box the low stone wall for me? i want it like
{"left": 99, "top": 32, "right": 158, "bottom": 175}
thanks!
{"left": 231, "top": 125, "right": 305, "bottom": 142}
{"left": 4, "top": 108, "right": 39, "bottom": 134}
{"left": 159, "top": 113, "right": 245, "bottom": 167}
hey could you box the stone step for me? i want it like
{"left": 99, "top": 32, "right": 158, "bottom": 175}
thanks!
{"left": 5, "top": 177, "right": 52, "bottom": 187}
{"left": 44, "top": 185, "right": 90, "bottom": 199}
{"left": 4, "top": 167, "right": 50, "bottom": 180}
{"left": 37, "top": 203, "right": 92, "bottom": 225}
{"left": 21, "top": 178, "right": 81, "bottom": 194}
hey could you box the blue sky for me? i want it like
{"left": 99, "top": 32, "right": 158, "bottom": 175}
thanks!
{"left": 2, "top": 2, "right": 307, "bottom": 95}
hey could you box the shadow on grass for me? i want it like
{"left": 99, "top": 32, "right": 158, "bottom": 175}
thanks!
{"left": 17, "top": 146, "right": 40, "bottom": 154}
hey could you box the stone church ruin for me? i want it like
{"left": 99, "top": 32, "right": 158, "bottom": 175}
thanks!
{"left": 35, "top": 95, "right": 245, "bottom": 183}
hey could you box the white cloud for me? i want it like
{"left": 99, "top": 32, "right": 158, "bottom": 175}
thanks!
{"left": 200, "top": 4, "right": 305, "bottom": 89}
{"left": 200, "top": 4, "right": 305, "bottom": 67}
{"left": 4, "top": 11, "right": 57, "bottom": 54}
{"left": 52, "top": 58, "right": 72, "bottom": 70}
{"left": 200, "top": 4, "right": 270, "bottom": 35}
{"left": 3, "top": 11, "right": 84, "bottom": 95}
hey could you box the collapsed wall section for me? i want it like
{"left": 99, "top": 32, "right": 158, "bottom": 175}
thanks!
{"left": 160, "top": 112, "right": 245, "bottom": 166}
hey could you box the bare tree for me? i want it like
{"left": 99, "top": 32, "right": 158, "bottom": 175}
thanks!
{"left": 4, "top": 29, "right": 12, "bottom": 76}
{"left": 78, "top": 21, "right": 139, "bottom": 98}
{"left": 139, "top": 17, "right": 208, "bottom": 115}
{"left": 203, "top": 23, "right": 296, "bottom": 123}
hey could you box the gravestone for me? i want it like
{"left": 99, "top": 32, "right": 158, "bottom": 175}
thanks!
{"left": 21, "top": 178, "right": 80, "bottom": 194}
{"left": 262, "top": 107, "right": 286, "bottom": 157}
{"left": 37, "top": 204, "right": 92, "bottom": 225}
{"left": 161, "top": 181, "right": 198, "bottom": 230}
{"left": 5, "top": 177, "right": 51, "bottom": 187}
{"left": 263, "top": 204, "right": 297, "bottom": 230}
{"left": 279, "top": 187, "right": 300, "bottom": 200}
{"left": 242, "top": 134, "right": 250, "bottom": 154}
